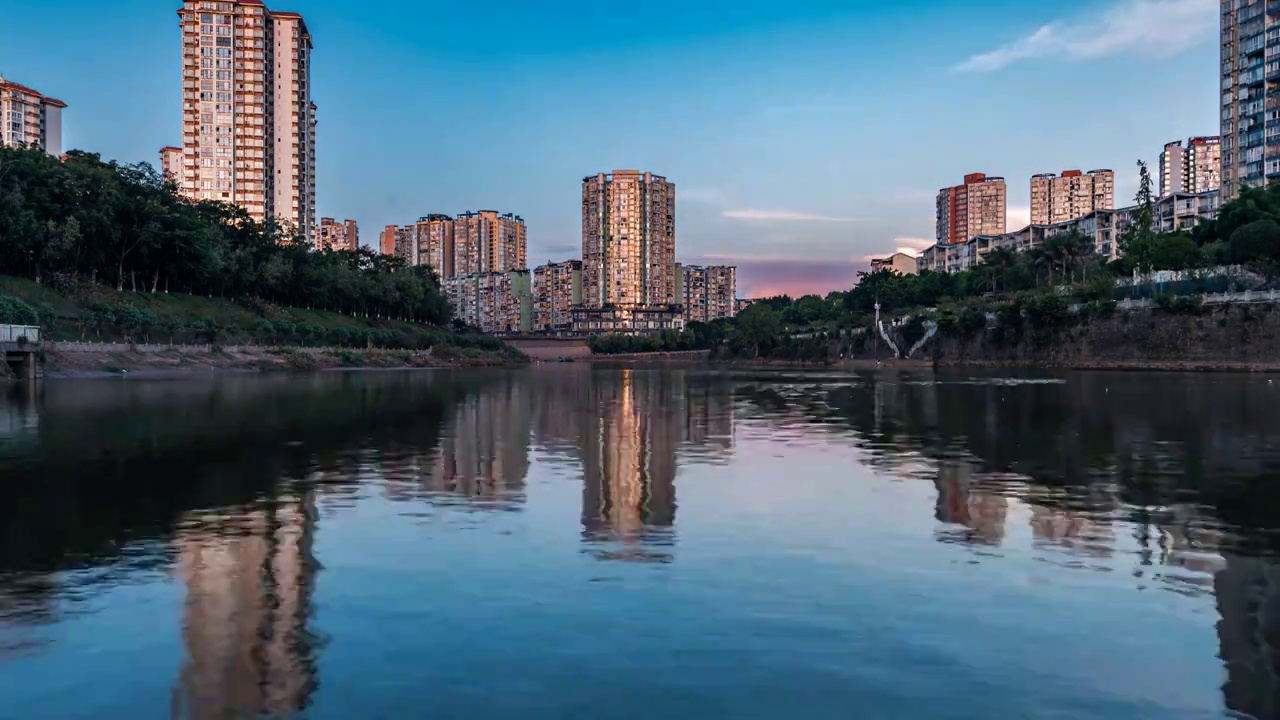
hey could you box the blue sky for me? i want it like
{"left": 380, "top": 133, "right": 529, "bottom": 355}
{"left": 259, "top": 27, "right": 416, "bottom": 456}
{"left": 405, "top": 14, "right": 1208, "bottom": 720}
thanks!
{"left": 5, "top": 0, "right": 1218, "bottom": 296}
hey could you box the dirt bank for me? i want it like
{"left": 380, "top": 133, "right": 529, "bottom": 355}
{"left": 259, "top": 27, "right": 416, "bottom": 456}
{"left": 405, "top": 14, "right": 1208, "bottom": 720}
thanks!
{"left": 41, "top": 344, "right": 520, "bottom": 378}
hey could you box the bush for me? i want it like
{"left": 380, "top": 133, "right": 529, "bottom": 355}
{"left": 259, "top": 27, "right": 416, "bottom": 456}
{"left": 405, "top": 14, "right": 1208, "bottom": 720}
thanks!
{"left": 1154, "top": 294, "right": 1205, "bottom": 315}
{"left": 1024, "top": 293, "right": 1072, "bottom": 329}
{"left": 0, "top": 295, "right": 39, "bottom": 325}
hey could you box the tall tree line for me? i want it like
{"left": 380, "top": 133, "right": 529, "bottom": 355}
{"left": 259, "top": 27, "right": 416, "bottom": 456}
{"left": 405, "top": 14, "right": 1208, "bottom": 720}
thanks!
{"left": 0, "top": 146, "right": 451, "bottom": 324}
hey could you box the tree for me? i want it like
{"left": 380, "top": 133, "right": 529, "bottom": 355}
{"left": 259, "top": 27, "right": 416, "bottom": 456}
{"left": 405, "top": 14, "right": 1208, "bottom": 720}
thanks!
{"left": 1121, "top": 159, "right": 1158, "bottom": 275}
{"left": 733, "top": 303, "right": 781, "bottom": 358}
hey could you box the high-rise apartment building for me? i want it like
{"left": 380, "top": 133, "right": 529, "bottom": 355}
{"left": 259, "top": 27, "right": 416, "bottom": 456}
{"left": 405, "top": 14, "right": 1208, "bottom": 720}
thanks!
{"left": 533, "top": 260, "right": 583, "bottom": 331}
{"left": 935, "top": 173, "right": 1006, "bottom": 245}
{"left": 1161, "top": 137, "right": 1221, "bottom": 197}
{"left": 1029, "top": 169, "right": 1114, "bottom": 226}
{"left": 412, "top": 214, "right": 455, "bottom": 278}
{"left": 176, "top": 0, "right": 316, "bottom": 241}
{"left": 677, "top": 264, "right": 737, "bottom": 323}
{"left": 581, "top": 170, "right": 677, "bottom": 309}
{"left": 453, "top": 211, "right": 527, "bottom": 275}
{"left": 1221, "top": 2, "right": 1275, "bottom": 200}
{"left": 379, "top": 225, "right": 413, "bottom": 264}
{"left": 160, "top": 146, "right": 184, "bottom": 183}
{"left": 1160, "top": 141, "right": 1187, "bottom": 197}
{"left": 381, "top": 211, "right": 525, "bottom": 277}
{"left": 446, "top": 271, "right": 532, "bottom": 334}
{"left": 0, "top": 75, "right": 66, "bottom": 156}
{"left": 315, "top": 217, "right": 358, "bottom": 252}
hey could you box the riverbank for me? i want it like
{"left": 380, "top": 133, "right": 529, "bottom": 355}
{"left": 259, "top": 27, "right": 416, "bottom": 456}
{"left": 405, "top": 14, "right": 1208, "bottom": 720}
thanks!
{"left": 40, "top": 342, "right": 522, "bottom": 378}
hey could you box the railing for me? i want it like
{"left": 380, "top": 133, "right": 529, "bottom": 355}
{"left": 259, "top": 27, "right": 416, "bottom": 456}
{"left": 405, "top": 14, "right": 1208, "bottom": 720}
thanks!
{"left": 0, "top": 325, "right": 40, "bottom": 343}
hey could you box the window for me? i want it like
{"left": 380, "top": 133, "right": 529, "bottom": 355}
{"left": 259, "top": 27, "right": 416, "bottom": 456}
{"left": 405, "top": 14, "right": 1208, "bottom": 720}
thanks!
{"left": 216, "top": 37, "right": 231, "bottom": 47}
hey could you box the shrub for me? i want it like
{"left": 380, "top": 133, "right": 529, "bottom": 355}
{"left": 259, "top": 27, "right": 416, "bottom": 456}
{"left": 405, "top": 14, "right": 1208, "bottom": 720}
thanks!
{"left": 1024, "top": 293, "right": 1071, "bottom": 329}
{"left": 1154, "top": 294, "right": 1205, "bottom": 315}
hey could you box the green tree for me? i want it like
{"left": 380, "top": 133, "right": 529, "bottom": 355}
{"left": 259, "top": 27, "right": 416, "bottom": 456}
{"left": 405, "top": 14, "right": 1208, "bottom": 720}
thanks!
{"left": 733, "top": 303, "right": 781, "bottom": 358}
{"left": 1120, "top": 159, "right": 1158, "bottom": 275}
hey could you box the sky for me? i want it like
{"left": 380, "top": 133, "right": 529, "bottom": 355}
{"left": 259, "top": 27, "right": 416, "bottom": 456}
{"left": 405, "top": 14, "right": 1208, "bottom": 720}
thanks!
{"left": 4, "top": 0, "right": 1219, "bottom": 297}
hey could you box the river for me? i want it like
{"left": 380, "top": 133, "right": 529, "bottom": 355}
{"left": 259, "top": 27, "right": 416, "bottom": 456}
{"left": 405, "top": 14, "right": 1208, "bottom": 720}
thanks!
{"left": 0, "top": 366, "right": 1277, "bottom": 719}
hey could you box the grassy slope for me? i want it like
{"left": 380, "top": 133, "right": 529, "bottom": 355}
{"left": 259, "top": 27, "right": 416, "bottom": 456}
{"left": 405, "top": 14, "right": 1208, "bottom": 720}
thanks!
{"left": 0, "top": 275, "right": 456, "bottom": 345}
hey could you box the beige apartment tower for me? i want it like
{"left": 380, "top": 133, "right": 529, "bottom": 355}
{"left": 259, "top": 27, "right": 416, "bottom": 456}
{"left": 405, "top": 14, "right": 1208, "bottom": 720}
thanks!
{"left": 582, "top": 170, "right": 677, "bottom": 308}
{"left": 533, "top": 260, "right": 583, "bottom": 331}
{"left": 936, "top": 173, "right": 1006, "bottom": 245}
{"left": 453, "top": 211, "right": 527, "bottom": 276}
{"left": 160, "top": 146, "right": 184, "bottom": 183}
{"left": 1161, "top": 137, "right": 1221, "bottom": 197}
{"left": 315, "top": 217, "right": 357, "bottom": 251}
{"left": 0, "top": 75, "right": 65, "bottom": 156}
{"left": 677, "top": 264, "right": 737, "bottom": 323}
{"left": 413, "top": 214, "right": 456, "bottom": 278}
{"left": 176, "top": 0, "right": 316, "bottom": 241}
{"left": 1029, "top": 169, "right": 1114, "bottom": 226}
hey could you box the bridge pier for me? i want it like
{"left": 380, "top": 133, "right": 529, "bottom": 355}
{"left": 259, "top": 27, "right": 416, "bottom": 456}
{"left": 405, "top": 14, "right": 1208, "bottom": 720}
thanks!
{"left": 5, "top": 350, "right": 38, "bottom": 381}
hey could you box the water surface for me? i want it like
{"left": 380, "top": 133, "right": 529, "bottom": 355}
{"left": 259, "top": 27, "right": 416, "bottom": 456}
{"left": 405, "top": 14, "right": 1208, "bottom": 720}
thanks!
{"left": 1, "top": 366, "right": 1279, "bottom": 719}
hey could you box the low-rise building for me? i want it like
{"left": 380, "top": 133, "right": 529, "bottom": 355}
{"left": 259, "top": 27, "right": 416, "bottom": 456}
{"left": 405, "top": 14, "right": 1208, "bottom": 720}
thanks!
{"left": 677, "top": 264, "right": 737, "bottom": 323}
{"left": 735, "top": 298, "right": 753, "bottom": 315}
{"left": 570, "top": 305, "right": 685, "bottom": 336}
{"left": 869, "top": 252, "right": 919, "bottom": 275}
{"left": 532, "top": 261, "right": 582, "bottom": 332}
{"left": 315, "top": 218, "right": 359, "bottom": 252}
{"left": 918, "top": 189, "right": 1219, "bottom": 274}
{"left": 446, "top": 271, "right": 532, "bottom": 334}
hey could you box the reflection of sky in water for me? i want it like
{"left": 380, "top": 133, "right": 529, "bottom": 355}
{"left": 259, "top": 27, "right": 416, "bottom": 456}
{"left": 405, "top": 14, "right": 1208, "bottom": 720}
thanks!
{"left": 0, "top": 368, "right": 1276, "bottom": 719}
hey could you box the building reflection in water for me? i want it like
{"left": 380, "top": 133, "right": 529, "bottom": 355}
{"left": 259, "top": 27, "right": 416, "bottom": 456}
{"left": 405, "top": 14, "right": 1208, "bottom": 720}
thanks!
{"left": 580, "top": 370, "right": 680, "bottom": 562}
{"left": 932, "top": 463, "right": 1008, "bottom": 546}
{"left": 170, "top": 490, "right": 321, "bottom": 720}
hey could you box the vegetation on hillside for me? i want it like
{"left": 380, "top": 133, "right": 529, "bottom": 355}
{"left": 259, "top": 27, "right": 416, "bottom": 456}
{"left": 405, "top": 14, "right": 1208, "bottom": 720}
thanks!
{"left": 0, "top": 145, "right": 450, "bottom": 323}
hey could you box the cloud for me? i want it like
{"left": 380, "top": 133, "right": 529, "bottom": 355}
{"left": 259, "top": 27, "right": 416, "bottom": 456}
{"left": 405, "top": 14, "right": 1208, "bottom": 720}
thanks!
{"left": 1007, "top": 205, "right": 1032, "bottom": 231}
{"left": 722, "top": 209, "right": 865, "bottom": 223}
{"left": 693, "top": 255, "right": 860, "bottom": 298}
{"left": 953, "top": 0, "right": 1215, "bottom": 73}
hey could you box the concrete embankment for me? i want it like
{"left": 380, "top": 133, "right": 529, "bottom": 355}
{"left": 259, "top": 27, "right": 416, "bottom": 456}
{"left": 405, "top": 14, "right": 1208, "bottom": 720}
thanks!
{"left": 929, "top": 304, "right": 1280, "bottom": 372}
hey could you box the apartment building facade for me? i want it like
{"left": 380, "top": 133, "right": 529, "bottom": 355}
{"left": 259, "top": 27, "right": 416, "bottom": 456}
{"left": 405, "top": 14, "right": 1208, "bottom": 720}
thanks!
{"left": 176, "top": 0, "right": 316, "bottom": 240}
{"left": 160, "top": 146, "right": 184, "bottom": 183}
{"left": 935, "top": 173, "right": 1006, "bottom": 245}
{"left": 1160, "top": 137, "right": 1221, "bottom": 196}
{"left": 677, "top": 264, "right": 737, "bottom": 323}
{"left": 412, "top": 214, "right": 455, "bottom": 278}
{"left": 1029, "top": 169, "right": 1114, "bottom": 225}
{"left": 919, "top": 189, "right": 1220, "bottom": 274}
{"left": 532, "top": 260, "right": 583, "bottom": 332}
{"left": 0, "top": 75, "right": 66, "bottom": 156}
{"left": 315, "top": 217, "right": 358, "bottom": 252}
{"left": 453, "top": 211, "right": 527, "bottom": 275}
{"left": 446, "top": 271, "right": 532, "bottom": 334}
{"left": 581, "top": 170, "right": 677, "bottom": 308}
{"left": 869, "top": 252, "right": 919, "bottom": 275}
{"left": 1221, "top": 0, "right": 1276, "bottom": 200}
{"left": 379, "top": 225, "right": 413, "bottom": 264}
